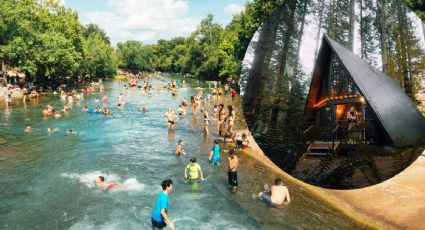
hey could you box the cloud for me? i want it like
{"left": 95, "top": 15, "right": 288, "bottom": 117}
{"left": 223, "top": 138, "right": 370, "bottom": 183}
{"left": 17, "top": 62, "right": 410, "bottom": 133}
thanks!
{"left": 224, "top": 4, "right": 244, "bottom": 16}
{"left": 81, "top": 0, "right": 200, "bottom": 45}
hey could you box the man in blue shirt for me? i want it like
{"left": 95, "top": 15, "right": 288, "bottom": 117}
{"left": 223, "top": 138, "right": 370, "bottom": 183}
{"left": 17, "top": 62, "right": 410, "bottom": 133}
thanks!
{"left": 151, "top": 179, "right": 174, "bottom": 229}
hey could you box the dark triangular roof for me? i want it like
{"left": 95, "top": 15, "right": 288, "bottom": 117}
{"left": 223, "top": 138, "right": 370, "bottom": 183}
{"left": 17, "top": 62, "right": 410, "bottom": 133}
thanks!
{"left": 306, "top": 35, "right": 425, "bottom": 147}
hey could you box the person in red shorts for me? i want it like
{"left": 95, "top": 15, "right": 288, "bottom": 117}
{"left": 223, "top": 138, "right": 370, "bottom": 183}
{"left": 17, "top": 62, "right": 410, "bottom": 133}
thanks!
{"left": 96, "top": 176, "right": 119, "bottom": 190}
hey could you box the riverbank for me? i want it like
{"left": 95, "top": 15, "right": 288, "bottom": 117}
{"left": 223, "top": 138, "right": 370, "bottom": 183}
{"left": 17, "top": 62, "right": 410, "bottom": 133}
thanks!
{"left": 231, "top": 95, "right": 425, "bottom": 229}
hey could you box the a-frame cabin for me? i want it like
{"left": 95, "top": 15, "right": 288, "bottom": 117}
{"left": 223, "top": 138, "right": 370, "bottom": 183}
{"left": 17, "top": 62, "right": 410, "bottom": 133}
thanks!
{"left": 305, "top": 35, "right": 425, "bottom": 148}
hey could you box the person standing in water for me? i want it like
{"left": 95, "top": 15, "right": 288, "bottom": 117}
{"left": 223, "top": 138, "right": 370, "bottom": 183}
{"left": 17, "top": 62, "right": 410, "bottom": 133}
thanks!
{"left": 208, "top": 140, "right": 221, "bottom": 166}
{"left": 184, "top": 158, "right": 205, "bottom": 181}
{"left": 151, "top": 179, "right": 174, "bottom": 230}
{"left": 175, "top": 140, "right": 186, "bottom": 156}
{"left": 228, "top": 149, "right": 239, "bottom": 192}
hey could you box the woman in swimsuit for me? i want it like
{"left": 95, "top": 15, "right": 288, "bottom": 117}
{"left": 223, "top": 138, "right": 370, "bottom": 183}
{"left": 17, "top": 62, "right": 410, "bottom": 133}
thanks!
{"left": 240, "top": 133, "right": 250, "bottom": 149}
{"left": 202, "top": 109, "right": 210, "bottom": 134}
{"left": 191, "top": 96, "right": 197, "bottom": 114}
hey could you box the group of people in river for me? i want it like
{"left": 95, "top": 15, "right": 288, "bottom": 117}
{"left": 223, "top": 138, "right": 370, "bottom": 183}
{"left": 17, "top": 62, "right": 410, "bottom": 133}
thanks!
{"left": 12, "top": 72, "right": 290, "bottom": 230}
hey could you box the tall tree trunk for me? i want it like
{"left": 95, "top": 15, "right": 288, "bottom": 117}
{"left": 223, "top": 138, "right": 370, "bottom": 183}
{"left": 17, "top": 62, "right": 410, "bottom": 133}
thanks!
{"left": 1, "top": 61, "right": 6, "bottom": 86}
{"left": 271, "top": 0, "right": 309, "bottom": 123}
{"left": 244, "top": 7, "right": 282, "bottom": 115}
{"left": 314, "top": 0, "right": 324, "bottom": 60}
{"left": 402, "top": 5, "right": 413, "bottom": 98}
{"left": 379, "top": 0, "right": 388, "bottom": 73}
{"left": 329, "top": 0, "right": 337, "bottom": 39}
{"left": 359, "top": 0, "right": 365, "bottom": 59}
{"left": 275, "top": 4, "right": 296, "bottom": 95}
{"left": 348, "top": 0, "right": 356, "bottom": 51}
{"left": 396, "top": 2, "right": 411, "bottom": 98}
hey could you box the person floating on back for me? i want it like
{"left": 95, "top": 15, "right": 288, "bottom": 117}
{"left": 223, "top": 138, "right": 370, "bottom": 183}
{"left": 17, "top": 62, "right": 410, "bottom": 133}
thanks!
{"left": 95, "top": 176, "right": 119, "bottom": 190}
{"left": 209, "top": 140, "right": 221, "bottom": 166}
{"left": 184, "top": 158, "right": 205, "bottom": 181}
{"left": 151, "top": 179, "right": 174, "bottom": 230}
{"left": 258, "top": 178, "right": 291, "bottom": 207}
{"left": 228, "top": 149, "right": 239, "bottom": 192}
{"left": 175, "top": 140, "right": 186, "bottom": 156}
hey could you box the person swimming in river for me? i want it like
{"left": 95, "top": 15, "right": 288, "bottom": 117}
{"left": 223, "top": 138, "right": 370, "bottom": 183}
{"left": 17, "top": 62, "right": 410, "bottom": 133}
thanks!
{"left": 24, "top": 124, "right": 32, "bottom": 133}
{"left": 138, "top": 107, "right": 148, "bottom": 113}
{"left": 96, "top": 176, "right": 119, "bottom": 190}
{"left": 63, "top": 103, "right": 71, "bottom": 112}
{"left": 258, "top": 178, "right": 291, "bottom": 207}
{"left": 175, "top": 140, "right": 186, "bottom": 156}
{"left": 67, "top": 129, "right": 77, "bottom": 134}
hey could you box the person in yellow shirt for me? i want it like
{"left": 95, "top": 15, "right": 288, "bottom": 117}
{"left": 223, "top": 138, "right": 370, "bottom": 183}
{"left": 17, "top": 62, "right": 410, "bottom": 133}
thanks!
{"left": 184, "top": 158, "right": 205, "bottom": 181}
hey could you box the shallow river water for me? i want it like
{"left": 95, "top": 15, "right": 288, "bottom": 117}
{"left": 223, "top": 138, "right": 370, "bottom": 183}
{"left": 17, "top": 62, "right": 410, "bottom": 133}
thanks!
{"left": 0, "top": 76, "right": 369, "bottom": 229}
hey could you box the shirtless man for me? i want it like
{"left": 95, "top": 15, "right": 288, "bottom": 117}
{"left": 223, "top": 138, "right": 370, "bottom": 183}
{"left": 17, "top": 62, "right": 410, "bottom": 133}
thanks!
{"left": 166, "top": 108, "right": 176, "bottom": 129}
{"left": 175, "top": 140, "right": 186, "bottom": 156}
{"left": 96, "top": 176, "right": 119, "bottom": 190}
{"left": 258, "top": 178, "right": 291, "bottom": 207}
{"left": 228, "top": 149, "right": 238, "bottom": 192}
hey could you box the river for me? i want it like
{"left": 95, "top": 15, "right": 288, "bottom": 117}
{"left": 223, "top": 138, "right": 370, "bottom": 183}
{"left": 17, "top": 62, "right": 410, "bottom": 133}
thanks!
{"left": 0, "top": 76, "right": 369, "bottom": 229}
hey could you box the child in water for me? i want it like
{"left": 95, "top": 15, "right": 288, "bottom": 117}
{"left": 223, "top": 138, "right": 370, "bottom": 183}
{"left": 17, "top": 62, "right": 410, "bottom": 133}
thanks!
{"left": 96, "top": 176, "right": 119, "bottom": 190}
{"left": 208, "top": 140, "right": 221, "bottom": 166}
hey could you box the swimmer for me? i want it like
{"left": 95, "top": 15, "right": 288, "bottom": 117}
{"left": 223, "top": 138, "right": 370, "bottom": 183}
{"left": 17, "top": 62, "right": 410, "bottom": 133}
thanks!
{"left": 258, "top": 178, "right": 291, "bottom": 207}
{"left": 54, "top": 112, "right": 62, "bottom": 118}
{"left": 138, "top": 107, "right": 147, "bottom": 113}
{"left": 47, "top": 127, "right": 58, "bottom": 133}
{"left": 63, "top": 103, "right": 71, "bottom": 112}
{"left": 182, "top": 97, "right": 188, "bottom": 107}
{"left": 82, "top": 106, "right": 89, "bottom": 112}
{"left": 67, "top": 129, "right": 76, "bottom": 134}
{"left": 95, "top": 176, "right": 119, "bottom": 190}
{"left": 175, "top": 140, "right": 186, "bottom": 156}
{"left": 101, "top": 95, "right": 108, "bottom": 103}
{"left": 24, "top": 124, "right": 32, "bottom": 133}
{"left": 42, "top": 108, "right": 50, "bottom": 117}
{"left": 102, "top": 108, "right": 112, "bottom": 115}
{"left": 184, "top": 158, "right": 205, "bottom": 181}
{"left": 208, "top": 140, "right": 220, "bottom": 166}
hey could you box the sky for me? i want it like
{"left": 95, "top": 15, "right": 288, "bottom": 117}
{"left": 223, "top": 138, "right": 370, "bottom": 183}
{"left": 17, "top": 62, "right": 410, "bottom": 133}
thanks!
{"left": 62, "top": 0, "right": 247, "bottom": 45}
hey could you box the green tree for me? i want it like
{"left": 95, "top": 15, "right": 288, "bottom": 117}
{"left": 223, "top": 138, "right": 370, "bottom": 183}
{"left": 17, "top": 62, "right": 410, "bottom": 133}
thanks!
{"left": 82, "top": 34, "right": 117, "bottom": 79}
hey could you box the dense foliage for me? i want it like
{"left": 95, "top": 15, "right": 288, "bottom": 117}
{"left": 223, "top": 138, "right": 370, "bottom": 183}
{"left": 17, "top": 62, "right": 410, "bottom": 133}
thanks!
{"left": 0, "top": 0, "right": 118, "bottom": 87}
{"left": 1, "top": 0, "right": 423, "bottom": 86}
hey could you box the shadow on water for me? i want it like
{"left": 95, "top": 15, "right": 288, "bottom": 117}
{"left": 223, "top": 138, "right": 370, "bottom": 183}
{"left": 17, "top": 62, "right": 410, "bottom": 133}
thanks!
{"left": 0, "top": 77, "right": 370, "bottom": 229}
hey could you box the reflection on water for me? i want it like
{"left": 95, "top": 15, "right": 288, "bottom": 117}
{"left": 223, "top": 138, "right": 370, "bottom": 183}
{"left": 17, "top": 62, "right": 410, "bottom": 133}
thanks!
{"left": 0, "top": 78, "right": 368, "bottom": 229}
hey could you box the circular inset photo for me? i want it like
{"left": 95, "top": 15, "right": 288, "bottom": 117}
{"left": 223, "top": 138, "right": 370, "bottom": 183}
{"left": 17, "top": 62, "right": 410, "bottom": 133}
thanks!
{"left": 241, "top": 1, "right": 425, "bottom": 189}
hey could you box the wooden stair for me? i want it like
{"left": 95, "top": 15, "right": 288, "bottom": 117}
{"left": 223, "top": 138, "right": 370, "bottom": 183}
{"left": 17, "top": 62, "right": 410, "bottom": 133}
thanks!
{"left": 306, "top": 141, "right": 340, "bottom": 156}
